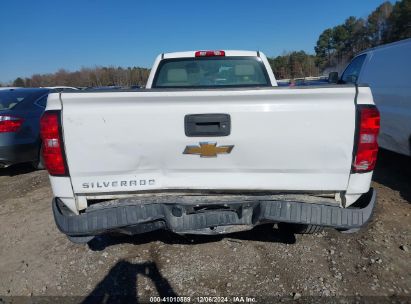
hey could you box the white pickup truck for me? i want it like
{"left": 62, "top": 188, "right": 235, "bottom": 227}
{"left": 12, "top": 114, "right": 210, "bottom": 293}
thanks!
{"left": 42, "top": 50, "right": 380, "bottom": 244}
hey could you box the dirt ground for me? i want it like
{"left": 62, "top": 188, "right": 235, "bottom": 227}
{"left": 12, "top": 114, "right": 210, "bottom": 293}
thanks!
{"left": 0, "top": 149, "right": 410, "bottom": 303}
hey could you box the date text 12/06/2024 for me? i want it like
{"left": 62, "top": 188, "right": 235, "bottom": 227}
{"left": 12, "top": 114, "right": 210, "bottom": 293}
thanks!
{"left": 149, "top": 296, "right": 257, "bottom": 303}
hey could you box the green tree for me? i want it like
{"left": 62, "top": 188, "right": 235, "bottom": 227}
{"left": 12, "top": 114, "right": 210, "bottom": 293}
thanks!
{"left": 385, "top": 0, "right": 411, "bottom": 42}
{"left": 342, "top": 17, "right": 369, "bottom": 57}
{"left": 13, "top": 77, "right": 25, "bottom": 87}
{"left": 332, "top": 25, "right": 350, "bottom": 65}
{"left": 313, "top": 1, "right": 404, "bottom": 72}
{"left": 351, "top": 18, "right": 370, "bottom": 53}
{"left": 315, "top": 28, "right": 335, "bottom": 68}
{"left": 269, "top": 51, "right": 319, "bottom": 79}
{"left": 367, "top": 1, "right": 393, "bottom": 46}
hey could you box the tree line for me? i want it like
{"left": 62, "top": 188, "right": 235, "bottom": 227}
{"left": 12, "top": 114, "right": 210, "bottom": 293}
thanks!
{"left": 268, "top": 0, "right": 410, "bottom": 79}
{"left": 314, "top": 0, "right": 410, "bottom": 73}
{"left": 9, "top": 66, "right": 150, "bottom": 88}
{"left": 2, "top": 0, "right": 410, "bottom": 86}
{"left": 268, "top": 51, "right": 320, "bottom": 80}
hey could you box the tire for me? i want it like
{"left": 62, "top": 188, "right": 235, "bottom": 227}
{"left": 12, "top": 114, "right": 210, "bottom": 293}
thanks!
{"left": 278, "top": 223, "right": 323, "bottom": 234}
{"left": 32, "top": 145, "right": 44, "bottom": 170}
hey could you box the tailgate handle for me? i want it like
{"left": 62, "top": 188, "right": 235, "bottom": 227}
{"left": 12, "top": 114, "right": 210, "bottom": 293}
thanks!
{"left": 185, "top": 114, "right": 231, "bottom": 137}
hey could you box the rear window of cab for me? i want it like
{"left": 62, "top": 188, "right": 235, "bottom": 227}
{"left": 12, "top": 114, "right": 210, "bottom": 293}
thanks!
{"left": 152, "top": 57, "right": 270, "bottom": 88}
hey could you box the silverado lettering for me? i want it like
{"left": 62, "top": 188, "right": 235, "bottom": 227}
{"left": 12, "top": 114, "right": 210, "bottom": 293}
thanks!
{"left": 82, "top": 179, "right": 155, "bottom": 189}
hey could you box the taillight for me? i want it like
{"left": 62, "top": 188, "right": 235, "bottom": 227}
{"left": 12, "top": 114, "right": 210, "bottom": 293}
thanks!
{"left": 352, "top": 105, "right": 380, "bottom": 172}
{"left": 40, "top": 111, "right": 67, "bottom": 176}
{"left": 0, "top": 115, "right": 24, "bottom": 133}
{"left": 195, "top": 50, "right": 225, "bottom": 57}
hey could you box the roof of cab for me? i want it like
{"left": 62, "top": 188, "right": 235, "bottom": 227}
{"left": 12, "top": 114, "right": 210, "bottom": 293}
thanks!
{"left": 162, "top": 50, "right": 259, "bottom": 59}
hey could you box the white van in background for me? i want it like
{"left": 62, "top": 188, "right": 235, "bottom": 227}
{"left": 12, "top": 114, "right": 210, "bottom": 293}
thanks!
{"left": 331, "top": 38, "right": 411, "bottom": 156}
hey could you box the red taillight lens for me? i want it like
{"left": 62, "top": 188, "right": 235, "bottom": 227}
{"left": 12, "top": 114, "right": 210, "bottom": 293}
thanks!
{"left": 353, "top": 106, "right": 380, "bottom": 172}
{"left": 40, "top": 111, "right": 67, "bottom": 176}
{"left": 195, "top": 50, "right": 225, "bottom": 57}
{"left": 0, "top": 115, "right": 23, "bottom": 133}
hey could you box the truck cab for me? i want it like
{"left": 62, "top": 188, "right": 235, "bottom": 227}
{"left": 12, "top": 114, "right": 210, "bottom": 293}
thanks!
{"left": 145, "top": 50, "right": 277, "bottom": 89}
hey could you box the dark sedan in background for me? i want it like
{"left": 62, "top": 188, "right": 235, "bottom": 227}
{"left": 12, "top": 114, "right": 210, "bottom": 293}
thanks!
{"left": 0, "top": 88, "right": 50, "bottom": 169}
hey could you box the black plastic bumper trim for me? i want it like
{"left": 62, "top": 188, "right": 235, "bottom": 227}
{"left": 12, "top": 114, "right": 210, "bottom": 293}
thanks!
{"left": 52, "top": 188, "right": 376, "bottom": 237}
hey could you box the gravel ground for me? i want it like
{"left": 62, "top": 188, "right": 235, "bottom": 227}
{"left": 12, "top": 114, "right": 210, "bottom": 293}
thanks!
{"left": 0, "top": 149, "right": 410, "bottom": 303}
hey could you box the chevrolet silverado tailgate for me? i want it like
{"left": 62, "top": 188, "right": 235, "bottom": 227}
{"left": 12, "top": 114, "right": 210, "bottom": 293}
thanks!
{"left": 59, "top": 87, "right": 357, "bottom": 194}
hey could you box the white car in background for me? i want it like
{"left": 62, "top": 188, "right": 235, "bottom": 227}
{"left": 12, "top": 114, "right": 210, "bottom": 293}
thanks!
{"left": 331, "top": 38, "right": 411, "bottom": 156}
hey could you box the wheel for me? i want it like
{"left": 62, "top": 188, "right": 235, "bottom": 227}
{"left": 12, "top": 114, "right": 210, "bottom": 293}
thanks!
{"left": 278, "top": 223, "right": 323, "bottom": 234}
{"left": 32, "top": 145, "right": 44, "bottom": 170}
